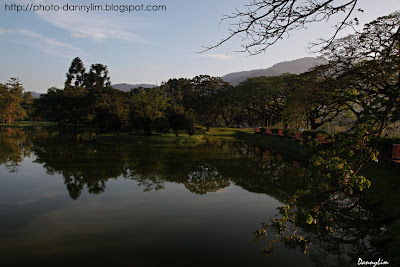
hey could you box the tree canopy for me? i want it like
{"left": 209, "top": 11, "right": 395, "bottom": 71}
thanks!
{"left": 0, "top": 78, "right": 26, "bottom": 124}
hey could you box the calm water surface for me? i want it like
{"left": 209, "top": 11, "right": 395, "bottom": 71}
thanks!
{"left": 0, "top": 128, "right": 384, "bottom": 266}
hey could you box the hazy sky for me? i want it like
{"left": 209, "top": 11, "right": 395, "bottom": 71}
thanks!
{"left": 0, "top": 0, "right": 399, "bottom": 93}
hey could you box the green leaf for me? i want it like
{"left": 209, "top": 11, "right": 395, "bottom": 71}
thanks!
{"left": 306, "top": 214, "right": 313, "bottom": 224}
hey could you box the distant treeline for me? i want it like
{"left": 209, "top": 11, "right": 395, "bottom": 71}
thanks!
{"left": 1, "top": 12, "right": 399, "bottom": 138}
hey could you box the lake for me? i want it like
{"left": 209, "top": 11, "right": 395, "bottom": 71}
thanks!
{"left": 0, "top": 127, "right": 391, "bottom": 266}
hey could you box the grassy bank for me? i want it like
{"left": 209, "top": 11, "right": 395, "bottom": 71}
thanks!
{"left": 0, "top": 121, "right": 57, "bottom": 127}
{"left": 95, "top": 132, "right": 205, "bottom": 147}
{"left": 94, "top": 128, "right": 315, "bottom": 158}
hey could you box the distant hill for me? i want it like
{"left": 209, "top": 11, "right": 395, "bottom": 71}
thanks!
{"left": 30, "top": 58, "right": 325, "bottom": 97}
{"left": 31, "top": 92, "right": 42, "bottom": 98}
{"left": 29, "top": 84, "right": 156, "bottom": 97}
{"left": 112, "top": 83, "right": 156, "bottom": 92}
{"left": 221, "top": 57, "right": 327, "bottom": 86}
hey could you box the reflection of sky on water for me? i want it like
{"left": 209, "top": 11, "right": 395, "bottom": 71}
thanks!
{"left": 0, "top": 135, "right": 313, "bottom": 266}
{"left": 0, "top": 155, "right": 67, "bottom": 204}
{"left": 1, "top": 127, "right": 397, "bottom": 266}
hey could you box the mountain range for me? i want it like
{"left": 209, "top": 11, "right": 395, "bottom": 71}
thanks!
{"left": 31, "top": 57, "right": 326, "bottom": 96}
{"left": 111, "top": 83, "right": 156, "bottom": 92}
{"left": 111, "top": 57, "right": 327, "bottom": 89}
{"left": 221, "top": 57, "right": 327, "bottom": 86}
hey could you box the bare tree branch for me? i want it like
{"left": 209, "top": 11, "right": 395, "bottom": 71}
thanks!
{"left": 202, "top": 0, "right": 361, "bottom": 55}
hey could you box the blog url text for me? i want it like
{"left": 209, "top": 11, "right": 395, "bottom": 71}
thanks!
{"left": 4, "top": 3, "right": 167, "bottom": 13}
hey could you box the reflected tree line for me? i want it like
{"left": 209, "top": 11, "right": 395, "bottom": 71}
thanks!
{"left": 1, "top": 128, "right": 305, "bottom": 202}
{"left": 0, "top": 127, "right": 396, "bottom": 265}
{"left": 8, "top": 128, "right": 300, "bottom": 200}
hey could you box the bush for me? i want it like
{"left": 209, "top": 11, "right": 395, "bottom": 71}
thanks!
{"left": 284, "top": 129, "right": 295, "bottom": 136}
{"left": 301, "top": 130, "right": 319, "bottom": 140}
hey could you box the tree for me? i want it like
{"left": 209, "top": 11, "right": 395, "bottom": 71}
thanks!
{"left": 160, "top": 78, "right": 191, "bottom": 104}
{"left": 0, "top": 83, "right": 10, "bottom": 123}
{"left": 183, "top": 109, "right": 196, "bottom": 136}
{"left": 254, "top": 13, "right": 400, "bottom": 254}
{"left": 215, "top": 83, "right": 245, "bottom": 127}
{"left": 62, "top": 86, "right": 90, "bottom": 133}
{"left": 65, "top": 57, "right": 86, "bottom": 87}
{"left": 91, "top": 87, "right": 129, "bottom": 133}
{"left": 204, "top": 0, "right": 366, "bottom": 55}
{"left": 186, "top": 75, "right": 229, "bottom": 131}
{"left": 0, "top": 78, "right": 26, "bottom": 124}
{"left": 86, "top": 63, "right": 111, "bottom": 90}
{"left": 21, "top": 92, "right": 34, "bottom": 121}
{"left": 167, "top": 104, "right": 188, "bottom": 137}
{"left": 34, "top": 86, "right": 88, "bottom": 131}
{"left": 34, "top": 87, "right": 68, "bottom": 126}
{"left": 35, "top": 58, "right": 131, "bottom": 133}
{"left": 166, "top": 104, "right": 197, "bottom": 137}
{"left": 321, "top": 12, "right": 400, "bottom": 134}
{"left": 128, "top": 88, "right": 169, "bottom": 136}
{"left": 235, "top": 74, "right": 296, "bottom": 128}
{"left": 284, "top": 65, "right": 343, "bottom": 130}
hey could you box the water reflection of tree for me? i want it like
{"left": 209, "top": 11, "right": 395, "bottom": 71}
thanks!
{"left": 0, "top": 128, "right": 32, "bottom": 172}
{"left": 198, "top": 142, "right": 395, "bottom": 266}
{"left": 2, "top": 130, "right": 396, "bottom": 264}
{"left": 185, "top": 163, "right": 229, "bottom": 194}
{"left": 32, "top": 132, "right": 127, "bottom": 199}
{"left": 121, "top": 145, "right": 232, "bottom": 195}
{"left": 28, "top": 134, "right": 304, "bottom": 199}
{"left": 125, "top": 155, "right": 168, "bottom": 192}
{"left": 300, "top": 193, "right": 382, "bottom": 267}
{"left": 27, "top": 133, "right": 301, "bottom": 199}
{"left": 254, "top": 168, "right": 392, "bottom": 267}
{"left": 119, "top": 141, "right": 299, "bottom": 197}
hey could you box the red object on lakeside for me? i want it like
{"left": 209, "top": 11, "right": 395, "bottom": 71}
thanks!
{"left": 317, "top": 134, "right": 330, "bottom": 144}
{"left": 294, "top": 132, "right": 302, "bottom": 139}
{"left": 393, "top": 144, "right": 400, "bottom": 163}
